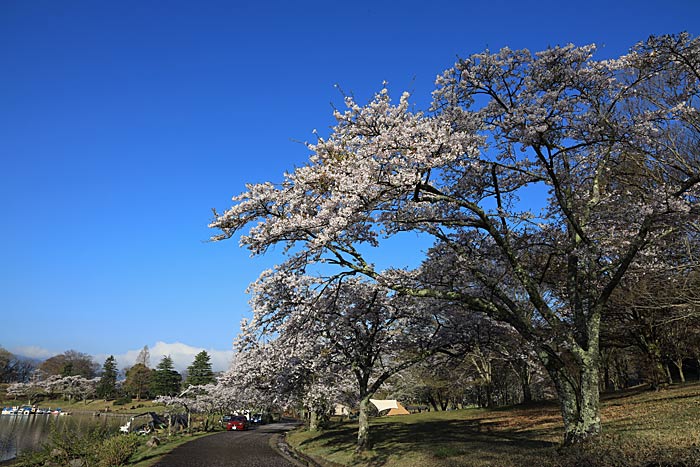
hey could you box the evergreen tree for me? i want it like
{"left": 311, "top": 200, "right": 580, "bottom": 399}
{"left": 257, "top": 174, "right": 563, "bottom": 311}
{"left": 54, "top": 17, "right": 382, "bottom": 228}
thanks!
{"left": 96, "top": 355, "right": 118, "bottom": 399}
{"left": 150, "top": 355, "right": 182, "bottom": 397}
{"left": 184, "top": 351, "right": 215, "bottom": 387}
{"left": 124, "top": 363, "right": 153, "bottom": 400}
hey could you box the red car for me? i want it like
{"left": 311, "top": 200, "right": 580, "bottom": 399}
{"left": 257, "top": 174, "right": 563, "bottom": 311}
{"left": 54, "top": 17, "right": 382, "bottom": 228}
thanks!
{"left": 226, "top": 416, "right": 249, "bottom": 431}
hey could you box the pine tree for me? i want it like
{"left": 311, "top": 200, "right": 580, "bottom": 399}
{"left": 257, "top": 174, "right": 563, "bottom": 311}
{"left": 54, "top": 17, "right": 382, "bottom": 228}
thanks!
{"left": 150, "top": 355, "right": 182, "bottom": 396}
{"left": 184, "top": 351, "right": 215, "bottom": 387}
{"left": 96, "top": 355, "right": 118, "bottom": 399}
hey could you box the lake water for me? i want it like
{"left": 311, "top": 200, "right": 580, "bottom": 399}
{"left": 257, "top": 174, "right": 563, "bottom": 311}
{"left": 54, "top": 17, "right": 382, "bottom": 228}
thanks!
{"left": 0, "top": 412, "right": 130, "bottom": 462}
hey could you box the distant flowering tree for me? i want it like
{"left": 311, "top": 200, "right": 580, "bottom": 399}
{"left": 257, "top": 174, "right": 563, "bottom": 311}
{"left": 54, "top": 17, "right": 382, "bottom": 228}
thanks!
{"left": 62, "top": 376, "right": 99, "bottom": 403}
{"left": 224, "top": 310, "right": 356, "bottom": 430}
{"left": 39, "top": 374, "right": 98, "bottom": 402}
{"left": 6, "top": 378, "right": 45, "bottom": 405}
{"left": 156, "top": 381, "right": 241, "bottom": 431}
{"left": 211, "top": 33, "right": 700, "bottom": 445}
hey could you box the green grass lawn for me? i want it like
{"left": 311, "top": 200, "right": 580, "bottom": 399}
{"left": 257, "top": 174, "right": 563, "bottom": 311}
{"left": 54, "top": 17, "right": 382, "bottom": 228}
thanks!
{"left": 287, "top": 383, "right": 700, "bottom": 467}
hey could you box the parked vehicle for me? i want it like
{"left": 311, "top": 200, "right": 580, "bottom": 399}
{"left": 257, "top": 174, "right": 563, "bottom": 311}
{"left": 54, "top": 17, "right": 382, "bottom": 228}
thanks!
{"left": 221, "top": 414, "right": 235, "bottom": 424}
{"left": 250, "top": 413, "right": 271, "bottom": 424}
{"left": 226, "top": 416, "right": 249, "bottom": 431}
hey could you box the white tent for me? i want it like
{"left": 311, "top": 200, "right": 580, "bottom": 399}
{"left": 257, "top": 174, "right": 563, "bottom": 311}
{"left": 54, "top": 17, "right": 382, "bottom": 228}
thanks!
{"left": 369, "top": 399, "right": 410, "bottom": 415}
{"left": 369, "top": 399, "right": 398, "bottom": 412}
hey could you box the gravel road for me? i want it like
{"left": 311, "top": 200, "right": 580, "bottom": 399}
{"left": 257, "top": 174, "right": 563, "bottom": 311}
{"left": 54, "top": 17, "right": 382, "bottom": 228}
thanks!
{"left": 152, "top": 422, "right": 301, "bottom": 467}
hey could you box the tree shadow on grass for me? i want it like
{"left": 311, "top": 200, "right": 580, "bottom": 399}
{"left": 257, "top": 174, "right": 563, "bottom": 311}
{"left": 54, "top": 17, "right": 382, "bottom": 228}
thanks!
{"left": 300, "top": 417, "right": 558, "bottom": 466}
{"left": 371, "top": 418, "right": 557, "bottom": 465}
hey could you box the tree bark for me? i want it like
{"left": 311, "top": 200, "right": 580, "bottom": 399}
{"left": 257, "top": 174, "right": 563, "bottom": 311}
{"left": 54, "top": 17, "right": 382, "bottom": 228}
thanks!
{"left": 512, "top": 359, "right": 533, "bottom": 403}
{"left": 541, "top": 347, "right": 602, "bottom": 446}
{"left": 674, "top": 359, "right": 686, "bottom": 383}
{"left": 356, "top": 397, "right": 372, "bottom": 451}
{"left": 664, "top": 363, "right": 673, "bottom": 385}
{"left": 309, "top": 407, "right": 320, "bottom": 432}
{"left": 427, "top": 395, "right": 439, "bottom": 412}
{"left": 522, "top": 380, "right": 532, "bottom": 403}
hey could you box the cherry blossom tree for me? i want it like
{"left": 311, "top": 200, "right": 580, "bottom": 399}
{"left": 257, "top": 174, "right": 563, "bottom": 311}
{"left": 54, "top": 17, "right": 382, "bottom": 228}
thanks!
{"left": 228, "top": 299, "right": 353, "bottom": 431}
{"left": 212, "top": 33, "right": 699, "bottom": 445}
{"left": 6, "top": 378, "right": 45, "bottom": 405}
{"left": 235, "top": 273, "right": 444, "bottom": 449}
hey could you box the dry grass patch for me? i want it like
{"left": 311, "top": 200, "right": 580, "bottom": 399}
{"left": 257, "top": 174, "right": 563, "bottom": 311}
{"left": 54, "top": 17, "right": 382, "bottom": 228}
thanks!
{"left": 287, "top": 383, "right": 700, "bottom": 467}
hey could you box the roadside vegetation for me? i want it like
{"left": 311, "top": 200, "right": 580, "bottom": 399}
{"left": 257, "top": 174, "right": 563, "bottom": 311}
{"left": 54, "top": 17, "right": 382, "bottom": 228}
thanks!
{"left": 10, "top": 424, "right": 212, "bottom": 467}
{"left": 287, "top": 383, "right": 700, "bottom": 467}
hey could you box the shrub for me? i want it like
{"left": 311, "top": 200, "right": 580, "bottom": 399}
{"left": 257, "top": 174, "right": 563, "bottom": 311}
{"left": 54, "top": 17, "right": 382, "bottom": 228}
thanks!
{"left": 97, "top": 434, "right": 140, "bottom": 467}
{"left": 13, "top": 423, "right": 142, "bottom": 467}
{"left": 113, "top": 395, "right": 132, "bottom": 406}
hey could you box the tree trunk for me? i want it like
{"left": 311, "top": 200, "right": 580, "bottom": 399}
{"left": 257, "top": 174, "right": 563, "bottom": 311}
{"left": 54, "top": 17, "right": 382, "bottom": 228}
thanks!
{"left": 356, "top": 397, "right": 372, "bottom": 452}
{"left": 542, "top": 348, "right": 601, "bottom": 446}
{"left": 309, "top": 407, "right": 320, "bottom": 432}
{"left": 674, "top": 359, "right": 686, "bottom": 383}
{"left": 664, "top": 363, "right": 673, "bottom": 385}
{"left": 484, "top": 384, "right": 494, "bottom": 408}
{"left": 512, "top": 360, "right": 533, "bottom": 403}
{"left": 603, "top": 362, "right": 613, "bottom": 393}
{"left": 642, "top": 341, "right": 668, "bottom": 389}
{"left": 522, "top": 381, "right": 533, "bottom": 403}
{"left": 427, "top": 395, "right": 439, "bottom": 412}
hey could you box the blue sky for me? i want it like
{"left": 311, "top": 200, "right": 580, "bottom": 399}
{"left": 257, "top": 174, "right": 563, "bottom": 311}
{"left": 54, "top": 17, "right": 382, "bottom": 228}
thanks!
{"left": 1, "top": 0, "right": 697, "bottom": 371}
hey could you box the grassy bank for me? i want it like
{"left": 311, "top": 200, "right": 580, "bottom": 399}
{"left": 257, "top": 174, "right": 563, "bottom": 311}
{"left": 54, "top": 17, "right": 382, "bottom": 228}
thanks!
{"left": 0, "top": 396, "right": 165, "bottom": 415}
{"left": 0, "top": 394, "right": 222, "bottom": 466}
{"left": 287, "top": 383, "right": 700, "bottom": 467}
{"left": 10, "top": 428, "right": 215, "bottom": 467}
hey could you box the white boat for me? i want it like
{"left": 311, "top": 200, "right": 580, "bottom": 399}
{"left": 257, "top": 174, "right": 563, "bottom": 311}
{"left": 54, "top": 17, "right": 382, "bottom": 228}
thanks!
{"left": 1, "top": 406, "right": 18, "bottom": 415}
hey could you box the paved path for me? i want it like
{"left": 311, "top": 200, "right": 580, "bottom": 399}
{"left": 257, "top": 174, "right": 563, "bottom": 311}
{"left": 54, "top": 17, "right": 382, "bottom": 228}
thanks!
{"left": 152, "top": 422, "right": 300, "bottom": 467}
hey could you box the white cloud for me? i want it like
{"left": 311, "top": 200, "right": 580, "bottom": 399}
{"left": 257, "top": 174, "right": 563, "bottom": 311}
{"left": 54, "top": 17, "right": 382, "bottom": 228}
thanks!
{"left": 10, "top": 345, "right": 55, "bottom": 360}
{"left": 100, "top": 341, "right": 234, "bottom": 374}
